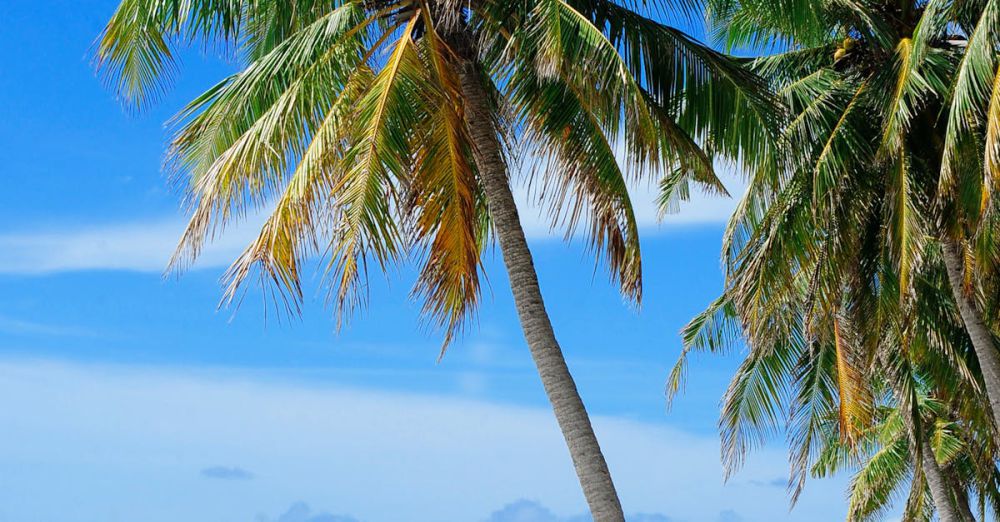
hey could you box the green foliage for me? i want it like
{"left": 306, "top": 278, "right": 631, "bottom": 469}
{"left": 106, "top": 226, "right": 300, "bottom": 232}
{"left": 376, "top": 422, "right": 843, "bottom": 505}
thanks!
{"left": 95, "top": 0, "right": 768, "bottom": 347}
{"left": 673, "top": 1, "right": 1000, "bottom": 518}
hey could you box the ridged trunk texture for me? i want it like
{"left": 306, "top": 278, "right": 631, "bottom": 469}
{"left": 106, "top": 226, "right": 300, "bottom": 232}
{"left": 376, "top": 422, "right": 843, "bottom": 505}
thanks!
{"left": 940, "top": 236, "right": 1000, "bottom": 429}
{"left": 920, "top": 437, "right": 967, "bottom": 522}
{"left": 453, "top": 50, "right": 626, "bottom": 521}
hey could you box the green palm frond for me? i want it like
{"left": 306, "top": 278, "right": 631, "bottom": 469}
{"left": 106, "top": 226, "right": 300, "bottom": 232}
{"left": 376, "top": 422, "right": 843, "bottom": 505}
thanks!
{"left": 719, "top": 328, "right": 801, "bottom": 477}
{"left": 941, "top": 0, "right": 1000, "bottom": 198}
{"left": 885, "top": 152, "right": 927, "bottom": 303}
{"left": 848, "top": 436, "right": 912, "bottom": 521}
{"left": 166, "top": 3, "right": 369, "bottom": 268}
{"left": 666, "top": 294, "right": 739, "bottom": 407}
{"left": 879, "top": 12, "right": 949, "bottom": 158}
{"left": 95, "top": 0, "right": 245, "bottom": 108}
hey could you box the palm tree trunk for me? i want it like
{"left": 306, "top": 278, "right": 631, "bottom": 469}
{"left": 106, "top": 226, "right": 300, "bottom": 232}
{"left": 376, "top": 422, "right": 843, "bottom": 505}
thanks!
{"left": 920, "top": 437, "right": 967, "bottom": 522}
{"left": 453, "top": 51, "right": 626, "bottom": 521}
{"left": 949, "top": 471, "right": 977, "bottom": 522}
{"left": 940, "top": 236, "right": 1000, "bottom": 429}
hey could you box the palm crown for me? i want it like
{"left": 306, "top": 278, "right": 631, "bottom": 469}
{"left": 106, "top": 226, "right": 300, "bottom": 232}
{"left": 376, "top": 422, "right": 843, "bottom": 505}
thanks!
{"left": 96, "top": 0, "right": 770, "bottom": 338}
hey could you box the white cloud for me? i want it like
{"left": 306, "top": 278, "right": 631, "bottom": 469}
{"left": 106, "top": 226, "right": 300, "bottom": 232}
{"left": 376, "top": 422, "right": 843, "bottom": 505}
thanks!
{"left": 0, "top": 358, "right": 844, "bottom": 522}
{"left": 0, "top": 171, "right": 743, "bottom": 276}
{"left": 486, "top": 499, "right": 560, "bottom": 522}
{"left": 0, "top": 215, "right": 263, "bottom": 275}
{"left": 0, "top": 314, "right": 102, "bottom": 338}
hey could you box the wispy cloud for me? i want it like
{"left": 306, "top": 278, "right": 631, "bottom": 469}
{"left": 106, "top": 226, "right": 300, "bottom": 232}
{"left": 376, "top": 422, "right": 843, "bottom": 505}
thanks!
{"left": 487, "top": 499, "right": 560, "bottom": 522}
{"left": 0, "top": 358, "right": 845, "bottom": 522}
{"left": 201, "top": 465, "right": 254, "bottom": 481}
{"left": 0, "top": 171, "right": 743, "bottom": 276}
{"left": 0, "top": 314, "right": 101, "bottom": 338}
{"left": 0, "top": 216, "right": 263, "bottom": 275}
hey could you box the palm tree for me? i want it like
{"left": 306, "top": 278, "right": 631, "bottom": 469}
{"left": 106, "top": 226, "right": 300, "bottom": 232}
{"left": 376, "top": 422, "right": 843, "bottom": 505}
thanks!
{"left": 805, "top": 298, "right": 1000, "bottom": 522}
{"left": 663, "top": 2, "right": 1000, "bottom": 518}
{"left": 814, "top": 390, "right": 998, "bottom": 522}
{"left": 94, "top": 1, "right": 772, "bottom": 518}
{"left": 669, "top": 243, "right": 1000, "bottom": 519}
{"left": 695, "top": 0, "right": 1000, "bottom": 436}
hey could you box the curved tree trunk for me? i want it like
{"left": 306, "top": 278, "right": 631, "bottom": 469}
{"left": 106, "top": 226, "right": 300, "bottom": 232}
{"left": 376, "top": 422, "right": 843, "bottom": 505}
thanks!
{"left": 940, "top": 236, "right": 1000, "bottom": 429}
{"left": 920, "top": 437, "right": 968, "bottom": 522}
{"left": 453, "top": 50, "right": 626, "bottom": 521}
{"left": 949, "top": 471, "right": 977, "bottom": 522}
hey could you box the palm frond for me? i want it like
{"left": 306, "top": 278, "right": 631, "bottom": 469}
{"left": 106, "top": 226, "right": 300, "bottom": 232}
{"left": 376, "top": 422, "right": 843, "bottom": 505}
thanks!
{"left": 326, "top": 11, "right": 424, "bottom": 322}
{"left": 95, "top": 0, "right": 245, "bottom": 108}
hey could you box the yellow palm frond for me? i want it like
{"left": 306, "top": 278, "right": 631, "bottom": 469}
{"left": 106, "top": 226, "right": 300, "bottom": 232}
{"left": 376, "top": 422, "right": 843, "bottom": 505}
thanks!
{"left": 409, "top": 17, "right": 485, "bottom": 349}
{"left": 327, "top": 12, "right": 424, "bottom": 323}
{"left": 220, "top": 68, "right": 374, "bottom": 313}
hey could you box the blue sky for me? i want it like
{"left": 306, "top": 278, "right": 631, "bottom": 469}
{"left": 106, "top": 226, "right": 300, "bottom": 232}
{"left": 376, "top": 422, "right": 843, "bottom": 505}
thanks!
{"left": 0, "top": 2, "right": 851, "bottom": 521}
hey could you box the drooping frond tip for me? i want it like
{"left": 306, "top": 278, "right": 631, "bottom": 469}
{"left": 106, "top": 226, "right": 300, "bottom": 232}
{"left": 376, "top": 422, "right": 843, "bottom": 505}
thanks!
{"left": 93, "top": 0, "right": 179, "bottom": 111}
{"left": 93, "top": 0, "right": 245, "bottom": 111}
